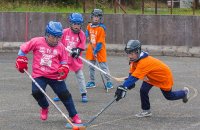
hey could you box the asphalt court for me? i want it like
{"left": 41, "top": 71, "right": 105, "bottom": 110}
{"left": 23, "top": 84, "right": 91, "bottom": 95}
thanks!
{"left": 0, "top": 52, "right": 200, "bottom": 130}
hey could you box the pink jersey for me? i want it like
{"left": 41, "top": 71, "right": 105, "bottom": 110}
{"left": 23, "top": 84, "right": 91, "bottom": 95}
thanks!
{"left": 20, "top": 37, "right": 67, "bottom": 79}
{"left": 61, "top": 28, "right": 86, "bottom": 72}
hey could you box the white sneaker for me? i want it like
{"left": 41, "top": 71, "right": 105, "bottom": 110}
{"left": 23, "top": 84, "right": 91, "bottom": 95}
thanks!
{"left": 183, "top": 87, "right": 189, "bottom": 103}
{"left": 135, "top": 110, "right": 152, "bottom": 118}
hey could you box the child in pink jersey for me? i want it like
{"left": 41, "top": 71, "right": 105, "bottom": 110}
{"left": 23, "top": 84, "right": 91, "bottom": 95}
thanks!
{"left": 15, "top": 21, "right": 82, "bottom": 124}
{"left": 53, "top": 13, "right": 88, "bottom": 103}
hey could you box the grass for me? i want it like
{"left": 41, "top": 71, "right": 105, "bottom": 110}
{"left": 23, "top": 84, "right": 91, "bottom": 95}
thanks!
{"left": 0, "top": 1, "right": 199, "bottom": 15}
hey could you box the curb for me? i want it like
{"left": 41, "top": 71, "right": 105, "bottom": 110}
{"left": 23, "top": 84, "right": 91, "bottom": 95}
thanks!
{"left": 1, "top": 42, "right": 200, "bottom": 57}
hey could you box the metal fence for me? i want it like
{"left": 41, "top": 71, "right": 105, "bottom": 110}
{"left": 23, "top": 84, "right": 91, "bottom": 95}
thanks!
{"left": 1, "top": 0, "right": 199, "bottom": 15}
{"left": 82, "top": 0, "right": 199, "bottom": 15}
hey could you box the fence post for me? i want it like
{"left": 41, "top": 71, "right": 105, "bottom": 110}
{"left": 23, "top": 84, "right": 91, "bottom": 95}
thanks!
{"left": 83, "top": 0, "right": 86, "bottom": 13}
{"left": 155, "top": 0, "right": 158, "bottom": 14}
{"left": 193, "top": 0, "right": 195, "bottom": 15}
{"left": 114, "top": 0, "right": 117, "bottom": 13}
{"left": 142, "top": 0, "right": 144, "bottom": 14}
{"left": 170, "top": 0, "right": 172, "bottom": 14}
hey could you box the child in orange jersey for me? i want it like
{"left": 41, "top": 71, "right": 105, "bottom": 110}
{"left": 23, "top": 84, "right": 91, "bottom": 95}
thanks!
{"left": 85, "top": 9, "right": 113, "bottom": 89}
{"left": 115, "top": 40, "right": 189, "bottom": 118}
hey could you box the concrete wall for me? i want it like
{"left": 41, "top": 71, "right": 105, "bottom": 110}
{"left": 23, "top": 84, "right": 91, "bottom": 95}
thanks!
{"left": 1, "top": 12, "right": 200, "bottom": 47}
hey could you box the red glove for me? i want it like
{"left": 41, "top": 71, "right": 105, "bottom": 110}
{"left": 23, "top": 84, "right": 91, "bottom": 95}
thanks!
{"left": 16, "top": 56, "right": 28, "bottom": 73}
{"left": 57, "top": 64, "right": 69, "bottom": 80}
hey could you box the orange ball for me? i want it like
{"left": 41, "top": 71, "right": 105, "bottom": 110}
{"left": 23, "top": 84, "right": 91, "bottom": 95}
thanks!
{"left": 72, "top": 126, "right": 79, "bottom": 130}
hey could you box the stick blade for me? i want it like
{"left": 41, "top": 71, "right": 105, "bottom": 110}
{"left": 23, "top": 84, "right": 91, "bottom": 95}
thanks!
{"left": 65, "top": 123, "right": 86, "bottom": 129}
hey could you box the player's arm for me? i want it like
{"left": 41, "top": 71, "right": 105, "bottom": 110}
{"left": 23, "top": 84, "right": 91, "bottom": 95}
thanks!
{"left": 93, "top": 42, "right": 102, "bottom": 55}
{"left": 123, "top": 74, "right": 138, "bottom": 90}
{"left": 71, "top": 32, "right": 86, "bottom": 58}
{"left": 57, "top": 47, "right": 69, "bottom": 80}
{"left": 115, "top": 74, "right": 138, "bottom": 101}
{"left": 93, "top": 27, "right": 104, "bottom": 55}
{"left": 15, "top": 39, "right": 35, "bottom": 73}
{"left": 71, "top": 47, "right": 84, "bottom": 58}
{"left": 16, "top": 50, "right": 28, "bottom": 73}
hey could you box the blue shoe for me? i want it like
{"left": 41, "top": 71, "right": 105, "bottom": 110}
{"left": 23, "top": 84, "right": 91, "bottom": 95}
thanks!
{"left": 86, "top": 81, "right": 96, "bottom": 89}
{"left": 106, "top": 82, "right": 113, "bottom": 89}
{"left": 53, "top": 97, "right": 60, "bottom": 102}
{"left": 81, "top": 95, "right": 88, "bottom": 103}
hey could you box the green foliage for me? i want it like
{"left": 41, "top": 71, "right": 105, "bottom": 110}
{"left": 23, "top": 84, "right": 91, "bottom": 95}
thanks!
{"left": 0, "top": 0, "right": 199, "bottom": 15}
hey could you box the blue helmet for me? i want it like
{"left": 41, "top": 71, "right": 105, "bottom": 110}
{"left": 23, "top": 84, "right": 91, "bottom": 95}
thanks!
{"left": 45, "top": 21, "right": 63, "bottom": 37}
{"left": 69, "top": 13, "right": 84, "bottom": 24}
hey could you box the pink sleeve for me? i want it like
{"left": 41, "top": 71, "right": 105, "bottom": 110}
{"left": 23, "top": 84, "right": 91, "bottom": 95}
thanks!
{"left": 61, "top": 30, "right": 67, "bottom": 47}
{"left": 77, "top": 31, "right": 86, "bottom": 50}
{"left": 59, "top": 44, "right": 68, "bottom": 64}
{"left": 20, "top": 38, "right": 37, "bottom": 54}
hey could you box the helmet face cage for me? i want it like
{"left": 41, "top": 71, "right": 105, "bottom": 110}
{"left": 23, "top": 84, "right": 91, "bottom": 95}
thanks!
{"left": 125, "top": 46, "right": 141, "bottom": 54}
{"left": 69, "top": 13, "right": 83, "bottom": 33}
{"left": 91, "top": 9, "right": 103, "bottom": 20}
{"left": 124, "top": 40, "right": 142, "bottom": 55}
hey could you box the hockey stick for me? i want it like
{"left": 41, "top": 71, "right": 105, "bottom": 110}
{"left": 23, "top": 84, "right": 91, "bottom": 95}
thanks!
{"left": 66, "top": 97, "right": 117, "bottom": 129}
{"left": 24, "top": 69, "right": 86, "bottom": 130}
{"left": 84, "top": 97, "right": 117, "bottom": 127}
{"left": 65, "top": 47, "right": 123, "bottom": 82}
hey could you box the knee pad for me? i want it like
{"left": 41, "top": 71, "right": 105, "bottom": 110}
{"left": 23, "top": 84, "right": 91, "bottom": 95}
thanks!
{"left": 32, "top": 91, "right": 45, "bottom": 101}
{"left": 57, "top": 90, "right": 71, "bottom": 101}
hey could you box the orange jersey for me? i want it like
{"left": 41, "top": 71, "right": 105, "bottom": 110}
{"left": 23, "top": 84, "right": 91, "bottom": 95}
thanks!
{"left": 129, "top": 56, "right": 174, "bottom": 91}
{"left": 85, "top": 23, "right": 107, "bottom": 62}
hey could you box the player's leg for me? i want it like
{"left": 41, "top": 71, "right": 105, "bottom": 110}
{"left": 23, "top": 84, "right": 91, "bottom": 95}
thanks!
{"left": 75, "top": 69, "right": 88, "bottom": 103}
{"left": 49, "top": 79, "right": 82, "bottom": 124}
{"left": 31, "top": 77, "right": 49, "bottom": 120}
{"left": 135, "top": 81, "right": 153, "bottom": 118}
{"left": 98, "top": 62, "right": 113, "bottom": 89}
{"left": 161, "top": 87, "right": 189, "bottom": 103}
{"left": 86, "top": 60, "right": 96, "bottom": 88}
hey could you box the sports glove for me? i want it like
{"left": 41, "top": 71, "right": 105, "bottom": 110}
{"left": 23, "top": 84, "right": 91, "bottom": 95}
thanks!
{"left": 71, "top": 48, "right": 81, "bottom": 58}
{"left": 57, "top": 64, "right": 69, "bottom": 80}
{"left": 115, "top": 85, "right": 127, "bottom": 101}
{"left": 15, "top": 56, "right": 28, "bottom": 73}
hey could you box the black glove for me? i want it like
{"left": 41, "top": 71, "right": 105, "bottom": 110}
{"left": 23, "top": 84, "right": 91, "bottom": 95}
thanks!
{"left": 115, "top": 85, "right": 127, "bottom": 101}
{"left": 71, "top": 48, "right": 81, "bottom": 58}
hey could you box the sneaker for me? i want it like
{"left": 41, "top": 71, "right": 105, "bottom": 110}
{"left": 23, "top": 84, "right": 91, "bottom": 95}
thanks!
{"left": 106, "top": 81, "right": 113, "bottom": 89}
{"left": 183, "top": 87, "right": 189, "bottom": 103}
{"left": 135, "top": 110, "right": 152, "bottom": 118}
{"left": 72, "top": 114, "right": 82, "bottom": 124}
{"left": 53, "top": 97, "right": 60, "bottom": 102}
{"left": 86, "top": 81, "right": 96, "bottom": 89}
{"left": 40, "top": 107, "right": 48, "bottom": 120}
{"left": 81, "top": 95, "right": 88, "bottom": 103}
